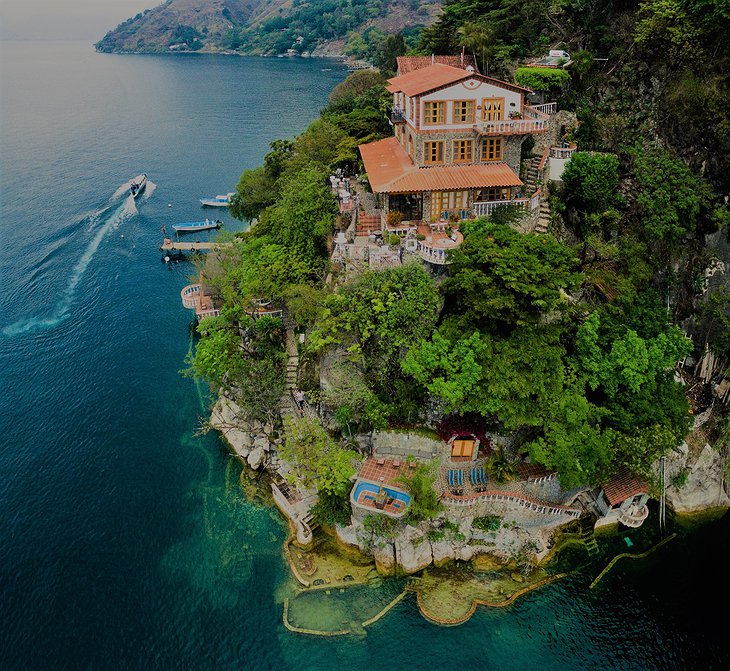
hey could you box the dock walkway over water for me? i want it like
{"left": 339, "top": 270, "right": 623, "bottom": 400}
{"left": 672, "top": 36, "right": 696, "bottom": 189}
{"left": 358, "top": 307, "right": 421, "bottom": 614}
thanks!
{"left": 160, "top": 239, "right": 224, "bottom": 252}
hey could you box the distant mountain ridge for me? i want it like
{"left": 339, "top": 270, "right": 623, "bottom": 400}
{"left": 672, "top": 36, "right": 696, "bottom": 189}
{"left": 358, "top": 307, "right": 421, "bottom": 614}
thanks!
{"left": 95, "top": 0, "right": 440, "bottom": 56}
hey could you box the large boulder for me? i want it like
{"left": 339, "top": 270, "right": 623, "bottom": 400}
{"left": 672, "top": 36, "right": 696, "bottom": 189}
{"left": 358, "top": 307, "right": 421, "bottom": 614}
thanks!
{"left": 666, "top": 444, "right": 730, "bottom": 513}
{"left": 335, "top": 524, "right": 360, "bottom": 551}
{"left": 247, "top": 446, "right": 266, "bottom": 470}
{"left": 394, "top": 527, "right": 433, "bottom": 574}
{"left": 211, "top": 397, "right": 253, "bottom": 459}
{"left": 372, "top": 542, "right": 397, "bottom": 576}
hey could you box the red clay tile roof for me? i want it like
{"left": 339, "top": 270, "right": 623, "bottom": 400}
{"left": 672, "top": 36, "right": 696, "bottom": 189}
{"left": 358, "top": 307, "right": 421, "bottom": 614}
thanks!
{"left": 359, "top": 137, "right": 522, "bottom": 193}
{"left": 602, "top": 468, "right": 649, "bottom": 507}
{"left": 387, "top": 64, "right": 533, "bottom": 97}
{"left": 396, "top": 54, "right": 478, "bottom": 75}
{"left": 387, "top": 64, "right": 473, "bottom": 96}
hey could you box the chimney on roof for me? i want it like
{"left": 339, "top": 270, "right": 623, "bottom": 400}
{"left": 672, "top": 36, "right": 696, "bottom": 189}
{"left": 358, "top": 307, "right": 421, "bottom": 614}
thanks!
{"left": 431, "top": 54, "right": 435, "bottom": 65}
{"left": 461, "top": 47, "right": 465, "bottom": 67}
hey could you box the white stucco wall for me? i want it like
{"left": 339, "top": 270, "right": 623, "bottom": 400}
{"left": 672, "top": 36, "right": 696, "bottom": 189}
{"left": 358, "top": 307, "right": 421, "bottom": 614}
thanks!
{"left": 418, "top": 79, "right": 523, "bottom": 131}
{"left": 549, "top": 156, "right": 571, "bottom": 181}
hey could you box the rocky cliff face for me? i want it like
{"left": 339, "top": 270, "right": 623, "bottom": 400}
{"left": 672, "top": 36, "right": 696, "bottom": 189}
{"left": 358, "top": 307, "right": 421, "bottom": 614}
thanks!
{"left": 665, "top": 441, "right": 730, "bottom": 514}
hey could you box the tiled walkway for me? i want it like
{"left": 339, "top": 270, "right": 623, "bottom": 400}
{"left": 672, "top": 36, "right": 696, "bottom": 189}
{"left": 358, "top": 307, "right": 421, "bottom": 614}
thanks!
{"left": 358, "top": 458, "right": 417, "bottom": 487}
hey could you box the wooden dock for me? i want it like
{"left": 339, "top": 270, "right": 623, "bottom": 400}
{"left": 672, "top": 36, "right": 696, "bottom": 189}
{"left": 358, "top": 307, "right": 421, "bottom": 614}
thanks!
{"left": 160, "top": 240, "right": 221, "bottom": 252}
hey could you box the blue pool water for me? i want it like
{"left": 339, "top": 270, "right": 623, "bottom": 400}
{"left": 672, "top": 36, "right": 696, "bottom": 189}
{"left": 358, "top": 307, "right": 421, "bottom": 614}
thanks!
{"left": 1, "top": 40, "right": 729, "bottom": 670}
{"left": 353, "top": 480, "right": 412, "bottom": 506}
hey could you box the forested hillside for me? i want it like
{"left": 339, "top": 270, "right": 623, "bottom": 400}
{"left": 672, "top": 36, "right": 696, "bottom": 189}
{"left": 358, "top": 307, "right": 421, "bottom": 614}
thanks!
{"left": 95, "top": 0, "right": 440, "bottom": 57}
{"left": 185, "top": 1, "right": 729, "bottom": 508}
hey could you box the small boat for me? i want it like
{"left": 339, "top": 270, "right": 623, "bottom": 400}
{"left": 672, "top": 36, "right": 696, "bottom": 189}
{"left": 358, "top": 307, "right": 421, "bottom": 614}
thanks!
{"left": 199, "top": 192, "right": 235, "bottom": 207}
{"left": 173, "top": 218, "right": 222, "bottom": 233}
{"left": 130, "top": 174, "right": 147, "bottom": 199}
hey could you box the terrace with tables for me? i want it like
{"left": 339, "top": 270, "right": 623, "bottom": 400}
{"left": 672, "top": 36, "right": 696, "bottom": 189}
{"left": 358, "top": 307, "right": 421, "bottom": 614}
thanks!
{"left": 435, "top": 433, "right": 582, "bottom": 521}
{"left": 350, "top": 458, "right": 416, "bottom": 519}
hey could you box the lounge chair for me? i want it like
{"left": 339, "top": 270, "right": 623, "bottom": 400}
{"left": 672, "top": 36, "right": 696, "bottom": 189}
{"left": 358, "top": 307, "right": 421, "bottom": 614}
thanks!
{"left": 448, "top": 470, "right": 454, "bottom": 487}
{"left": 457, "top": 470, "right": 464, "bottom": 486}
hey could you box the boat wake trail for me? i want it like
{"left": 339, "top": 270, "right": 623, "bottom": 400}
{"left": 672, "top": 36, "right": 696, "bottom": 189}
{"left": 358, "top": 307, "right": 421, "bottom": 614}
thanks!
{"left": 2, "top": 190, "right": 138, "bottom": 337}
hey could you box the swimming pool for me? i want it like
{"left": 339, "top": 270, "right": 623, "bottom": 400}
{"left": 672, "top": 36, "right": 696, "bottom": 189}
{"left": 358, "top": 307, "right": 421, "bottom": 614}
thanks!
{"left": 351, "top": 479, "right": 411, "bottom": 517}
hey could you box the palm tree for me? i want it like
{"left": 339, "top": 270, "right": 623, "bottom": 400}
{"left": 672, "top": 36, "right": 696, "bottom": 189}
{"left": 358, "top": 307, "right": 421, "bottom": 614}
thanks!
{"left": 457, "top": 21, "right": 496, "bottom": 76}
{"left": 486, "top": 449, "right": 516, "bottom": 484}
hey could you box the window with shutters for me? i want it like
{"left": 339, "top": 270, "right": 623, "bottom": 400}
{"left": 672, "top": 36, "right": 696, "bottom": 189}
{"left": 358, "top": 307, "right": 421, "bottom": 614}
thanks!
{"left": 482, "top": 98, "right": 503, "bottom": 121}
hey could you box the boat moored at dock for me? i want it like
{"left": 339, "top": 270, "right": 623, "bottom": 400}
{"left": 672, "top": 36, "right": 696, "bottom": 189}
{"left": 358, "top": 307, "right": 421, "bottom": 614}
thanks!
{"left": 172, "top": 219, "right": 222, "bottom": 233}
{"left": 200, "top": 193, "right": 235, "bottom": 207}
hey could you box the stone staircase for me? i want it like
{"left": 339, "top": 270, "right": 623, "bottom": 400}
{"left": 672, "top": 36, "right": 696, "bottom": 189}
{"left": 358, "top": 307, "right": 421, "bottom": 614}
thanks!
{"left": 524, "top": 155, "right": 541, "bottom": 195}
{"left": 356, "top": 213, "right": 382, "bottom": 236}
{"left": 523, "top": 154, "right": 550, "bottom": 234}
{"left": 280, "top": 325, "right": 300, "bottom": 420}
{"left": 523, "top": 156, "right": 550, "bottom": 233}
{"left": 536, "top": 199, "right": 551, "bottom": 234}
{"left": 579, "top": 527, "right": 600, "bottom": 556}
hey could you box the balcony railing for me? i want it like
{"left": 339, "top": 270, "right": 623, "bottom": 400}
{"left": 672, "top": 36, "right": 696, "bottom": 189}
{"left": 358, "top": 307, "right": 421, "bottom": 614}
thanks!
{"left": 530, "top": 191, "right": 541, "bottom": 211}
{"left": 474, "top": 105, "right": 549, "bottom": 135}
{"left": 181, "top": 284, "right": 201, "bottom": 309}
{"left": 619, "top": 505, "right": 649, "bottom": 528}
{"left": 417, "top": 243, "right": 450, "bottom": 265}
{"left": 472, "top": 198, "right": 529, "bottom": 217}
{"left": 388, "top": 106, "right": 406, "bottom": 124}
{"left": 531, "top": 102, "right": 557, "bottom": 115}
{"left": 549, "top": 144, "right": 577, "bottom": 159}
{"left": 197, "top": 307, "right": 221, "bottom": 320}
{"left": 475, "top": 118, "right": 547, "bottom": 135}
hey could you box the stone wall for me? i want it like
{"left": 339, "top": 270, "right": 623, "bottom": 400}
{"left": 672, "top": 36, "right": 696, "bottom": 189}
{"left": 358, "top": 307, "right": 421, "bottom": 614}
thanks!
{"left": 532, "top": 110, "right": 577, "bottom": 156}
{"left": 410, "top": 130, "right": 524, "bottom": 175}
{"left": 370, "top": 429, "right": 444, "bottom": 461}
{"left": 502, "top": 135, "right": 524, "bottom": 177}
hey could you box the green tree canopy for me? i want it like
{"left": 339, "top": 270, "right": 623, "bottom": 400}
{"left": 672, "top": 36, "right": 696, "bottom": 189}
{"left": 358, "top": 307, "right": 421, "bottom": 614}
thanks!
{"left": 631, "top": 146, "right": 714, "bottom": 247}
{"left": 514, "top": 67, "right": 570, "bottom": 91}
{"left": 279, "top": 416, "right": 358, "bottom": 496}
{"left": 404, "top": 325, "right": 567, "bottom": 429}
{"left": 443, "top": 219, "right": 581, "bottom": 329}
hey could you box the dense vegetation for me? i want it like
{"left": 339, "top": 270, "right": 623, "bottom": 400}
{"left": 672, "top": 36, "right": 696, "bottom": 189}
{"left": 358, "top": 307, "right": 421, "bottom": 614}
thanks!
{"left": 96, "top": 0, "right": 437, "bottom": 60}
{"left": 190, "top": 0, "right": 729, "bottom": 508}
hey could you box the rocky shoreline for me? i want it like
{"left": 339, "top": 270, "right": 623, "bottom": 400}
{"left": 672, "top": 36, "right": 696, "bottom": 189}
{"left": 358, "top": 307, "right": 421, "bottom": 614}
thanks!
{"left": 210, "top": 394, "right": 730, "bottom": 578}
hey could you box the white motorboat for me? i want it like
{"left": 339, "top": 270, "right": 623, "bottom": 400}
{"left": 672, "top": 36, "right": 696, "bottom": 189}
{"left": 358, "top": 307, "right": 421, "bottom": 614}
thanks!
{"left": 199, "top": 192, "right": 235, "bottom": 207}
{"left": 130, "top": 174, "right": 147, "bottom": 199}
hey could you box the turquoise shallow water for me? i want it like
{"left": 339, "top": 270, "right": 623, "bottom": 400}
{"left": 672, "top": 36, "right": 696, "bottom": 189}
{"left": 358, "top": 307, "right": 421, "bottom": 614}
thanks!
{"left": 1, "top": 41, "right": 729, "bottom": 670}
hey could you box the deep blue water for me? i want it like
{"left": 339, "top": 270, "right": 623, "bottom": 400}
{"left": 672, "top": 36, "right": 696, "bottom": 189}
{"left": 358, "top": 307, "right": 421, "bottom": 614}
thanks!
{"left": 1, "top": 41, "right": 729, "bottom": 670}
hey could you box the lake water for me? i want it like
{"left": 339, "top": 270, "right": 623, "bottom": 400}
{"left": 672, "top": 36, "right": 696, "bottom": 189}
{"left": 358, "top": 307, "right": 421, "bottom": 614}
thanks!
{"left": 1, "top": 41, "right": 728, "bottom": 670}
